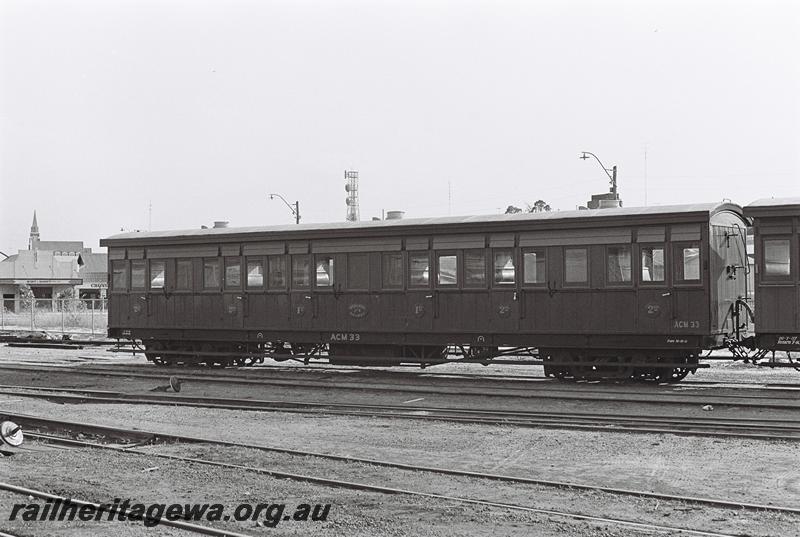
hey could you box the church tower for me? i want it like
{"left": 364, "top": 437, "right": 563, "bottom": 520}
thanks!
{"left": 29, "top": 211, "right": 40, "bottom": 250}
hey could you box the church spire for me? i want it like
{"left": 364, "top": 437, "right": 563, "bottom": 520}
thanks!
{"left": 29, "top": 210, "right": 40, "bottom": 250}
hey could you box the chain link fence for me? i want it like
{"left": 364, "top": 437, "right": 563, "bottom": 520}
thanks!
{"left": 1, "top": 298, "right": 108, "bottom": 336}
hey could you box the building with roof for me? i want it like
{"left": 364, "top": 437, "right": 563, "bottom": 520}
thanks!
{"left": 0, "top": 212, "right": 107, "bottom": 311}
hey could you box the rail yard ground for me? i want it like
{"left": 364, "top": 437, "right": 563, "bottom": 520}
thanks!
{"left": 1, "top": 344, "right": 799, "bottom": 536}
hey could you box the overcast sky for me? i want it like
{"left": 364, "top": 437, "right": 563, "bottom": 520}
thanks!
{"left": 1, "top": 0, "right": 798, "bottom": 253}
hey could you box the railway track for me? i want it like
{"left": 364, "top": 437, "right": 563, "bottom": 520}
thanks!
{"left": 4, "top": 386, "right": 799, "bottom": 440}
{"left": 1, "top": 363, "right": 798, "bottom": 410}
{"left": 5, "top": 412, "right": 797, "bottom": 537}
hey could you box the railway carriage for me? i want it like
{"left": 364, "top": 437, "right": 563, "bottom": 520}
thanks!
{"left": 101, "top": 202, "right": 751, "bottom": 381}
{"left": 744, "top": 198, "right": 800, "bottom": 352}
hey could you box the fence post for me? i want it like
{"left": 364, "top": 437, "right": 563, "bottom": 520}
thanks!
{"left": 61, "top": 299, "right": 65, "bottom": 336}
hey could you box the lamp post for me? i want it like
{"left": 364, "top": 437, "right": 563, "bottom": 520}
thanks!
{"left": 580, "top": 151, "right": 617, "bottom": 195}
{"left": 268, "top": 194, "right": 300, "bottom": 224}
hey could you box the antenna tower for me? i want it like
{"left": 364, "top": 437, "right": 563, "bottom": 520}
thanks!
{"left": 344, "top": 170, "right": 360, "bottom": 222}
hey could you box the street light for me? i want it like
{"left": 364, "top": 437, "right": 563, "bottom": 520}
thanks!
{"left": 268, "top": 194, "right": 301, "bottom": 224}
{"left": 580, "top": 151, "right": 617, "bottom": 195}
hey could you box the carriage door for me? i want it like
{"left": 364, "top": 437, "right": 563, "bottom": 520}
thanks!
{"left": 289, "top": 252, "right": 314, "bottom": 332}
{"left": 636, "top": 227, "right": 671, "bottom": 335}
{"left": 670, "top": 224, "right": 706, "bottom": 334}
{"left": 222, "top": 253, "right": 245, "bottom": 330}
{"left": 489, "top": 240, "right": 519, "bottom": 339}
{"left": 405, "top": 250, "right": 434, "bottom": 333}
{"left": 243, "top": 256, "right": 266, "bottom": 330}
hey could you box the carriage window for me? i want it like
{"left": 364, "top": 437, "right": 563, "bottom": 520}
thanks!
{"left": 409, "top": 253, "right": 430, "bottom": 286}
{"left": 176, "top": 260, "right": 193, "bottom": 290}
{"left": 607, "top": 246, "right": 632, "bottom": 283}
{"left": 150, "top": 260, "right": 166, "bottom": 289}
{"left": 382, "top": 253, "right": 403, "bottom": 289}
{"left": 437, "top": 254, "right": 457, "bottom": 286}
{"left": 225, "top": 259, "right": 241, "bottom": 288}
{"left": 246, "top": 260, "right": 264, "bottom": 288}
{"left": 130, "top": 260, "right": 146, "bottom": 290}
{"left": 565, "top": 248, "right": 588, "bottom": 284}
{"left": 203, "top": 259, "right": 221, "bottom": 288}
{"left": 292, "top": 255, "right": 311, "bottom": 288}
{"left": 316, "top": 256, "right": 334, "bottom": 287}
{"left": 682, "top": 247, "right": 700, "bottom": 281}
{"left": 763, "top": 239, "right": 791, "bottom": 277}
{"left": 641, "top": 246, "right": 665, "bottom": 282}
{"left": 268, "top": 255, "right": 287, "bottom": 288}
{"left": 523, "top": 249, "right": 546, "bottom": 284}
{"left": 493, "top": 250, "right": 515, "bottom": 284}
{"left": 112, "top": 261, "right": 128, "bottom": 290}
{"left": 464, "top": 250, "right": 486, "bottom": 286}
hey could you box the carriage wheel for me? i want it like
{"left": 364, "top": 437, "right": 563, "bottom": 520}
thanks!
{"left": 144, "top": 341, "right": 165, "bottom": 365}
{"left": 665, "top": 367, "right": 691, "bottom": 382}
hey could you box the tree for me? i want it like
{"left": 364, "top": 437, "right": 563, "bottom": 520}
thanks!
{"left": 505, "top": 201, "right": 552, "bottom": 214}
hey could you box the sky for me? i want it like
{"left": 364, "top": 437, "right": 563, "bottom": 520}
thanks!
{"left": 1, "top": 0, "right": 798, "bottom": 254}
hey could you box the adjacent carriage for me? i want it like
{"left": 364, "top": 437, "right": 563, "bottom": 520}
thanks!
{"left": 101, "top": 202, "right": 751, "bottom": 381}
{"left": 744, "top": 198, "right": 800, "bottom": 353}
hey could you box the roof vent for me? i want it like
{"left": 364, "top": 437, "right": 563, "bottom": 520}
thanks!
{"left": 385, "top": 211, "right": 404, "bottom": 220}
{"left": 213, "top": 221, "right": 229, "bottom": 229}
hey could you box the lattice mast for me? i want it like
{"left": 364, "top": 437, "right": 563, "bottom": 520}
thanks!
{"left": 345, "top": 170, "right": 360, "bottom": 222}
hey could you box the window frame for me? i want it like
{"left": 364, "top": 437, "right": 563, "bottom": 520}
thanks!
{"left": 245, "top": 257, "right": 265, "bottom": 290}
{"left": 408, "top": 251, "right": 431, "bottom": 288}
{"left": 149, "top": 259, "right": 166, "bottom": 290}
{"left": 435, "top": 251, "right": 459, "bottom": 288}
{"left": 673, "top": 242, "right": 703, "bottom": 285}
{"left": 267, "top": 255, "right": 288, "bottom": 291}
{"left": 521, "top": 248, "right": 547, "bottom": 287}
{"left": 291, "top": 254, "right": 311, "bottom": 289}
{"left": 381, "top": 252, "right": 404, "bottom": 290}
{"left": 315, "top": 254, "right": 335, "bottom": 289}
{"left": 202, "top": 257, "right": 222, "bottom": 291}
{"left": 111, "top": 260, "right": 128, "bottom": 292}
{"left": 463, "top": 249, "right": 487, "bottom": 288}
{"left": 639, "top": 243, "right": 667, "bottom": 286}
{"left": 175, "top": 259, "right": 194, "bottom": 292}
{"left": 224, "top": 257, "right": 243, "bottom": 290}
{"left": 605, "top": 244, "right": 633, "bottom": 287}
{"left": 492, "top": 248, "right": 516, "bottom": 287}
{"left": 563, "top": 247, "right": 589, "bottom": 287}
{"left": 130, "top": 260, "right": 147, "bottom": 291}
{"left": 761, "top": 236, "right": 793, "bottom": 281}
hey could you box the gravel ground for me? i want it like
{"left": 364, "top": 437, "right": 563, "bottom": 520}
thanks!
{"left": 1, "top": 345, "right": 799, "bottom": 536}
{"left": 3, "top": 444, "right": 668, "bottom": 537}
{"left": 1, "top": 398, "right": 798, "bottom": 536}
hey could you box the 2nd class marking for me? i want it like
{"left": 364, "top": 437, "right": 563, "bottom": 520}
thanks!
{"left": 330, "top": 333, "right": 361, "bottom": 342}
